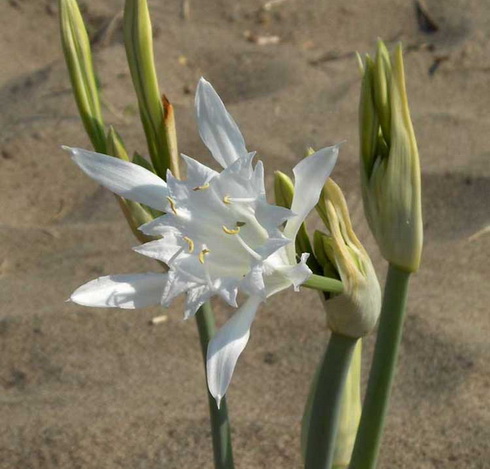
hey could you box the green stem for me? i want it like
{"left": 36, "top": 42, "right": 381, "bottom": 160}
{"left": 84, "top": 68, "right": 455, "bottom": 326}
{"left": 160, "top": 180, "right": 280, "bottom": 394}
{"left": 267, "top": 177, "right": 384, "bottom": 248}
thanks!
{"left": 304, "top": 274, "right": 344, "bottom": 295}
{"left": 348, "top": 264, "right": 410, "bottom": 469}
{"left": 305, "top": 333, "right": 358, "bottom": 469}
{"left": 195, "top": 302, "right": 235, "bottom": 469}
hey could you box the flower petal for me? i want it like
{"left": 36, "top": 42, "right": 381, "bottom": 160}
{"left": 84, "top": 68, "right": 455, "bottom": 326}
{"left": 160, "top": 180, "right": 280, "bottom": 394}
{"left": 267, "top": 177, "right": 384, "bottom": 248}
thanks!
{"left": 70, "top": 273, "right": 167, "bottom": 309}
{"left": 184, "top": 285, "right": 214, "bottom": 319}
{"left": 133, "top": 235, "right": 183, "bottom": 263}
{"left": 195, "top": 78, "right": 248, "bottom": 168}
{"left": 180, "top": 153, "right": 218, "bottom": 187}
{"left": 284, "top": 145, "right": 339, "bottom": 256}
{"left": 206, "top": 295, "right": 262, "bottom": 407}
{"left": 65, "top": 147, "right": 169, "bottom": 210}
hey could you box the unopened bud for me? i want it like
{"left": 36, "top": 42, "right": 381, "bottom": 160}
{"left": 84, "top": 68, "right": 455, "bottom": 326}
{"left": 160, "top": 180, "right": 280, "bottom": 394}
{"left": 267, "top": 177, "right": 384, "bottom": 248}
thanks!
{"left": 359, "top": 41, "right": 423, "bottom": 272}
{"left": 123, "top": 0, "right": 179, "bottom": 179}
{"left": 59, "top": 0, "right": 106, "bottom": 153}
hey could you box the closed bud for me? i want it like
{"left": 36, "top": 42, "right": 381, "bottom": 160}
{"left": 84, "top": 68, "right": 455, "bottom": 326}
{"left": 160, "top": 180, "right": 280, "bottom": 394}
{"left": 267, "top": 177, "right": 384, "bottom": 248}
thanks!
{"left": 59, "top": 0, "right": 106, "bottom": 152}
{"left": 359, "top": 41, "right": 423, "bottom": 272}
{"left": 123, "top": 0, "right": 179, "bottom": 179}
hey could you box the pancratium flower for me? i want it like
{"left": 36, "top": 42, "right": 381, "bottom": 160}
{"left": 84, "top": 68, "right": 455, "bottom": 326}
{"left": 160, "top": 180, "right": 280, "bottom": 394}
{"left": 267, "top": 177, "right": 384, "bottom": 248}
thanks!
{"left": 67, "top": 78, "right": 339, "bottom": 405}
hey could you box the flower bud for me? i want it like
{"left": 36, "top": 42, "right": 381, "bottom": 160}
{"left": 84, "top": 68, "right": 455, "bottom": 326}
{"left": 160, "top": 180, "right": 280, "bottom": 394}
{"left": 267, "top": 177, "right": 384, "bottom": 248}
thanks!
{"left": 316, "top": 179, "right": 381, "bottom": 338}
{"left": 359, "top": 41, "right": 423, "bottom": 272}
{"left": 123, "top": 0, "right": 179, "bottom": 179}
{"left": 59, "top": 0, "right": 106, "bottom": 153}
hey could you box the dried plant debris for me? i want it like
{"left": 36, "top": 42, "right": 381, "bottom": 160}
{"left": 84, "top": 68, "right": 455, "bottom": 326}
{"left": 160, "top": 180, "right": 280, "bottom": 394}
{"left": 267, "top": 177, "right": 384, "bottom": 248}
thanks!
{"left": 415, "top": 0, "right": 440, "bottom": 34}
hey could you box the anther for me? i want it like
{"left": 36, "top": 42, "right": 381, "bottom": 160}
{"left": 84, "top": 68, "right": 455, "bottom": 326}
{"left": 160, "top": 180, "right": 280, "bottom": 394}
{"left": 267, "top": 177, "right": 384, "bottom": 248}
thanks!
{"left": 198, "top": 248, "right": 210, "bottom": 264}
{"left": 223, "top": 195, "right": 232, "bottom": 205}
{"left": 222, "top": 225, "right": 240, "bottom": 235}
{"left": 193, "top": 183, "right": 210, "bottom": 191}
{"left": 183, "top": 236, "right": 194, "bottom": 253}
{"left": 166, "top": 196, "right": 178, "bottom": 215}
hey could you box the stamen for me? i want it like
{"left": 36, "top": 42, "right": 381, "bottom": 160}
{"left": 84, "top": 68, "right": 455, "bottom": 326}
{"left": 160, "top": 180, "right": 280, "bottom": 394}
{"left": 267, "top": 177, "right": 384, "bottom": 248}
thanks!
{"left": 235, "top": 234, "right": 262, "bottom": 261}
{"left": 166, "top": 196, "right": 178, "bottom": 215}
{"left": 198, "top": 248, "right": 210, "bottom": 264}
{"left": 193, "top": 183, "right": 210, "bottom": 191}
{"left": 222, "top": 225, "right": 240, "bottom": 235}
{"left": 183, "top": 236, "right": 194, "bottom": 253}
{"left": 226, "top": 197, "right": 256, "bottom": 203}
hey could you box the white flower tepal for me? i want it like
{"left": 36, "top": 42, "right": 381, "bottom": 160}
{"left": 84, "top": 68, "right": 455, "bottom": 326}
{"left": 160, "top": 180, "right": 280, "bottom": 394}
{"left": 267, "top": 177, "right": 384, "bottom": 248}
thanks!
{"left": 67, "top": 78, "right": 339, "bottom": 406}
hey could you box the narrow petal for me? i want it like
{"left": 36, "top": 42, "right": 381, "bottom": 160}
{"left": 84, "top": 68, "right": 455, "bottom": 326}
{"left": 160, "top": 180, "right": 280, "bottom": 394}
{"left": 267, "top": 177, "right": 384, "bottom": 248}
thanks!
{"left": 240, "top": 264, "right": 266, "bottom": 298}
{"left": 70, "top": 273, "right": 167, "bottom": 309}
{"left": 206, "top": 295, "right": 262, "bottom": 407}
{"left": 65, "top": 147, "right": 169, "bottom": 210}
{"left": 195, "top": 78, "right": 248, "bottom": 168}
{"left": 133, "top": 235, "right": 183, "bottom": 264}
{"left": 180, "top": 153, "right": 218, "bottom": 187}
{"left": 284, "top": 145, "right": 339, "bottom": 256}
{"left": 272, "top": 253, "right": 312, "bottom": 293}
{"left": 184, "top": 285, "right": 214, "bottom": 319}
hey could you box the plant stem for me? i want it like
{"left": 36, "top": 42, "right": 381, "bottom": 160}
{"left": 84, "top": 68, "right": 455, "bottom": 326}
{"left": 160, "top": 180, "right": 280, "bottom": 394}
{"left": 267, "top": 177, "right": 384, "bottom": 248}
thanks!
{"left": 305, "top": 332, "right": 358, "bottom": 469}
{"left": 195, "top": 302, "right": 235, "bottom": 469}
{"left": 348, "top": 264, "right": 410, "bottom": 469}
{"left": 303, "top": 274, "right": 344, "bottom": 295}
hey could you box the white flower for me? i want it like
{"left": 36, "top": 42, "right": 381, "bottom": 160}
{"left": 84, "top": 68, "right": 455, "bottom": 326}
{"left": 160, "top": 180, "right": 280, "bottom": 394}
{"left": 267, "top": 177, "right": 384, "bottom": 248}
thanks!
{"left": 67, "top": 78, "right": 339, "bottom": 406}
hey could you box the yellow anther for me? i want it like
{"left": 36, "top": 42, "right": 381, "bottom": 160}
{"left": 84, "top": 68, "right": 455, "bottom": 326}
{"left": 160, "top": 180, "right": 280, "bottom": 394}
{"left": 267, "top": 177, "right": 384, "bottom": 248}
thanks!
{"left": 223, "top": 195, "right": 232, "bottom": 204}
{"left": 193, "top": 183, "right": 210, "bottom": 191}
{"left": 222, "top": 225, "right": 240, "bottom": 235}
{"left": 198, "top": 248, "right": 210, "bottom": 264}
{"left": 166, "top": 196, "right": 178, "bottom": 215}
{"left": 183, "top": 236, "right": 194, "bottom": 253}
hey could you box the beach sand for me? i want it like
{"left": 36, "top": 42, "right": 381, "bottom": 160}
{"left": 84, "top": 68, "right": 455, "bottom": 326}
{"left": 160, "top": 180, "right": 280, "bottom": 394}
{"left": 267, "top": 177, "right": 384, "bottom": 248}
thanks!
{"left": 0, "top": 0, "right": 489, "bottom": 467}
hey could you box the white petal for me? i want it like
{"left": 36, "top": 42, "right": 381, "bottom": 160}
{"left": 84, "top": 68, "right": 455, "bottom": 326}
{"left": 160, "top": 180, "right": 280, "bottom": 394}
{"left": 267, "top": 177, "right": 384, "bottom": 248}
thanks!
{"left": 284, "top": 145, "right": 339, "bottom": 256}
{"left": 240, "top": 264, "right": 266, "bottom": 298}
{"left": 185, "top": 285, "right": 214, "bottom": 319}
{"left": 139, "top": 215, "right": 177, "bottom": 236}
{"left": 180, "top": 154, "right": 218, "bottom": 187}
{"left": 262, "top": 251, "right": 312, "bottom": 297}
{"left": 70, "top": 273, "right": 167, "bottom": 309}
{"left": 195, "top": 78, "right": 248, "bottom": 168}
{"left": 133, "top": 235, "right": 183, "bottom": 263}
{"left": 162, "top": 270, "right": 195, "bottom": 308}
{"left": 206, "top": 296, "right": 262, "bottom": 407}
{"left": 272, "top": 252, "right": 312, "bottom": 293}
{"left": 65, "top": 147, "right": 169, "bottom": 211}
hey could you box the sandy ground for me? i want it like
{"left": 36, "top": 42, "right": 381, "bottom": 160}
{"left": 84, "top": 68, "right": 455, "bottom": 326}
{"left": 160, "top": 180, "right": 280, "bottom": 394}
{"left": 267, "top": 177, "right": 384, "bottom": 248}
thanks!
{"left": 1, "top": 0, "right": 489, "bottom": 467}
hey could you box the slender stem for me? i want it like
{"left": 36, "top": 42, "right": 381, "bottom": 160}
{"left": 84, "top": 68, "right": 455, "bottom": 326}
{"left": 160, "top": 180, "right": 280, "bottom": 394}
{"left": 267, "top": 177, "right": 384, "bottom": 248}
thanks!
{"left": 348, "top": 264, "right": 410, "bottom": 469}
{"left": 305, "top": 333, "right": 358, "bottom": 469}
{"left": 304, "top": 274, "right": 344, "bottom": 295}
{"left": 195, "top": 302, "right": 235, "bottom": 469}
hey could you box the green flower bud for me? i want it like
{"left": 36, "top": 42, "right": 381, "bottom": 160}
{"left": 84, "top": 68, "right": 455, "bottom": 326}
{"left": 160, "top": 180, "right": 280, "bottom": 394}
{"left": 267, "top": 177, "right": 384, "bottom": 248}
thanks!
{"left": 59, "top": 0, "right": 106, "bottom": 153}
{"left": 317, "top": 179, "right": 381, "bottom": 338}
{"left": 359, "top": 41, "right": 423, "bottom": 272}
{"left": 123, "top": 0, "right": 180, "bottom": 179}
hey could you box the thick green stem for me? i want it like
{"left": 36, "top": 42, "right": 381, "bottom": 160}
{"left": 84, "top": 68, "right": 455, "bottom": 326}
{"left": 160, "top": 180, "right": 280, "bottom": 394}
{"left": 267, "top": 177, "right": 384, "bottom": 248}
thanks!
{"left": 305, "top": 333, "right": 358, "bottom": 469}
{"left": 303, "top": 274, "right": 344, "bottom": 295}
{"left": 195, "top": 302, "right": 235, "bottom": 469}
{"left": 348, "top": 264, "right": 410, "bottom": 469}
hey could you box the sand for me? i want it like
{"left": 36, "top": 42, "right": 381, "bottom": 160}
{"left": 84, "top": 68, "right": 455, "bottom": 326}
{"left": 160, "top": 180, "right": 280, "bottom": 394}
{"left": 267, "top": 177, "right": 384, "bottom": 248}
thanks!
{"left": 1, "top": 0, "right": 489, "bottom": 467}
